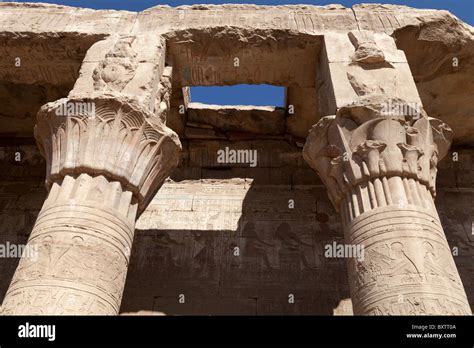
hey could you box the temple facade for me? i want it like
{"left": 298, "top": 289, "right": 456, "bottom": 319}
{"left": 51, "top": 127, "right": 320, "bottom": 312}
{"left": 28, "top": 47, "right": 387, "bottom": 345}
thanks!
{"left": 0, "top": 2, "right": 473, "bottom": 315}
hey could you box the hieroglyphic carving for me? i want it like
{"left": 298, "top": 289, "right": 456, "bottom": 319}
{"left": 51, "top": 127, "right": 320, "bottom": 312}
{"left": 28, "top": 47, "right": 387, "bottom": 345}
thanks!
{"left": 304, "top": 103, "right": 471, "bottom": 314}
{"left": 1, "top": 173, "right": 134, "bottom": 315}
{"left": 1, "top": 35, "right": 182, "bottom": 315}
{"left": 1, "top": 2, "right": 473, "bottom": 316}
{"left": 166, "top": 28, "right": 319, "bottom": 88}
{"left": 135, "top": 5, "right": 358, "bottom": 33}
{"left": 346, "top": 207, "right": 469, "bottom": 314}
{"left": 304, "top": 32, "right": 471, "bottom": 314}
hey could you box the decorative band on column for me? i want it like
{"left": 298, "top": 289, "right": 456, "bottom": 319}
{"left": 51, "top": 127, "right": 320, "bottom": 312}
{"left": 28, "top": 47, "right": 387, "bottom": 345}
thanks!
{"left": 345, "top": 206, "right": 471, "bottom": 315}
{"left": 303, "top": 98, "right": 472, "bottom": 315}
{"left": 1, "top": 34, "right": 182, "bottom": 315}
{"left": 2, "top": 174, "right": 135, "bottom": 315}
{"left": 339, "top": 177, "right": 436, "bottom": 224}
{"left": 1, "top": 95, "right": 181, "bottom": 315}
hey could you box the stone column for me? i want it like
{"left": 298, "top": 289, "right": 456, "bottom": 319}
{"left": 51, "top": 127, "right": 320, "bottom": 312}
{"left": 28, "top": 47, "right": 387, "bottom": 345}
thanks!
{"left": 1, "top": 34, "right": 181, "bottom": 314}
{"left": 303, "top": 31, "right": 472, "bottom": 315}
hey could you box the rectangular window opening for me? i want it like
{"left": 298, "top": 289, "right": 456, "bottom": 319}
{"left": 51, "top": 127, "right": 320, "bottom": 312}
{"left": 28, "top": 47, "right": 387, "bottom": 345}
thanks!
{"left": 189, "top": 84, "right": 285, "bottom": 107}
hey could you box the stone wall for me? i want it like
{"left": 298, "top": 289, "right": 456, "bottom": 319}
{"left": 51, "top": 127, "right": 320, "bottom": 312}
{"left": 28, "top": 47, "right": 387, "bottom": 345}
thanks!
{"left": 0, "top": 141, "right": 472, "bottom": 315}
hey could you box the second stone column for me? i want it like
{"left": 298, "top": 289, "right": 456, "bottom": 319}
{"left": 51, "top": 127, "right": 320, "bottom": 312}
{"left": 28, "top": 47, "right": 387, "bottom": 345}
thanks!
{"left": 303, "top": 30, "right": 471, "bottom": 315}
{"left": 304, "top": 109, "right": 471, "bottom": 315}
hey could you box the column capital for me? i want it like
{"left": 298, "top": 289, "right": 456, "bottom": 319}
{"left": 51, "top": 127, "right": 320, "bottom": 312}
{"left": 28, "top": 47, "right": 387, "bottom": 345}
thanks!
{"left": 304, "top": 31, "right": 471, "bottom": 315}
{"left": 34, "top": 33, "right": 181, "bottom": 216}
{"left": 303, "top": 97, "right": 452, "bottom": 214}
{"left": 34, "top": 96, "right": 181, "bottom": 216}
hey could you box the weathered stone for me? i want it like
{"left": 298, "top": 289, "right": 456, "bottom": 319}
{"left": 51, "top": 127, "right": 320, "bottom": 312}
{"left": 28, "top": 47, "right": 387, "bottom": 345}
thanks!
{"left": 184, "top": 125, "right": 226, "bottom": 139}
{"left": 187, "top": 103, "right": 285, "bottom": 135}
{"left": 165, "top": 27, "right": 320, "bottom": 88}
{"left": 305, "top": 112, "right": 470, "bottom": 314}
{"left": 167, "top": 86, "right": 190, "bottom": 136}
{"left": 1, "top": 32, "right": 181, "bottom": 315}
{"left": 0, "top": 2, "right": 473, "bottom": 317}
{"left": 285, "top": 87, "right": 319, "bottom": 138}
{"left": 303, "top": 35, "right": 472, "bottom": 314}
{"left": 392, "top": 14, "right": 474, "bottom": 145}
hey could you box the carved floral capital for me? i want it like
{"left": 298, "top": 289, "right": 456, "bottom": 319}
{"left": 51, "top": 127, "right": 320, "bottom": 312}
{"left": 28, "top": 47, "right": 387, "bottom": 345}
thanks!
{"left": 34, "top": 96, "right": 182, "bottom": 215}
{"left": 303, "top": 101, "right": 453, "bottom": 210}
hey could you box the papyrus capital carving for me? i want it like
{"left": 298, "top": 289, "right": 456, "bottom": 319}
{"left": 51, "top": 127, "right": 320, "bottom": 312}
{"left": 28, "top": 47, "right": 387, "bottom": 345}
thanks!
{"left": 303, "top": 98, "right": 452, "bottom": 213}
{"left": 303, "top": 98, "right": 470, "bottom": 315}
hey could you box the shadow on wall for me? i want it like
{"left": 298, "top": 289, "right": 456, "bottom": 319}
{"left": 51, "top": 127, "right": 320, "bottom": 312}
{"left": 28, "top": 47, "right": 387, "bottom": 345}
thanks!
{"left": 120, "top": 169, "right": 352, "bottom": 315}
{"left": 230, "top": 186, "right": 351, "bottom": 315}
{"left": 0, "top": 145, "right": 47, "bottom": 305}
{"left": 438, "top": 197, "right": 474, "bottom": 310}
{"left": 0, "top": 146, "right": 472, "bottom": 315}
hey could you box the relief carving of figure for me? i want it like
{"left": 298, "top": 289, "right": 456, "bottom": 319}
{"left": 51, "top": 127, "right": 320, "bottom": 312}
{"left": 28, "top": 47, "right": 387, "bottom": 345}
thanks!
{"left": 243, "top": 222, "right": 275, "bottom": 271}
{"left": 93, "top": 36, "right": 138, "bottom": 92}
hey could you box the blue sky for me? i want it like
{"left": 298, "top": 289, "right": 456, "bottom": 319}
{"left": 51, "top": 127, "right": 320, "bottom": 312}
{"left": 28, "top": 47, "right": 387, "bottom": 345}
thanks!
{"left": 18, "top": 0, "right": 474, "bottom": 106}
{"left": 15, "top": 0, "right": 474, "bottom": 25}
